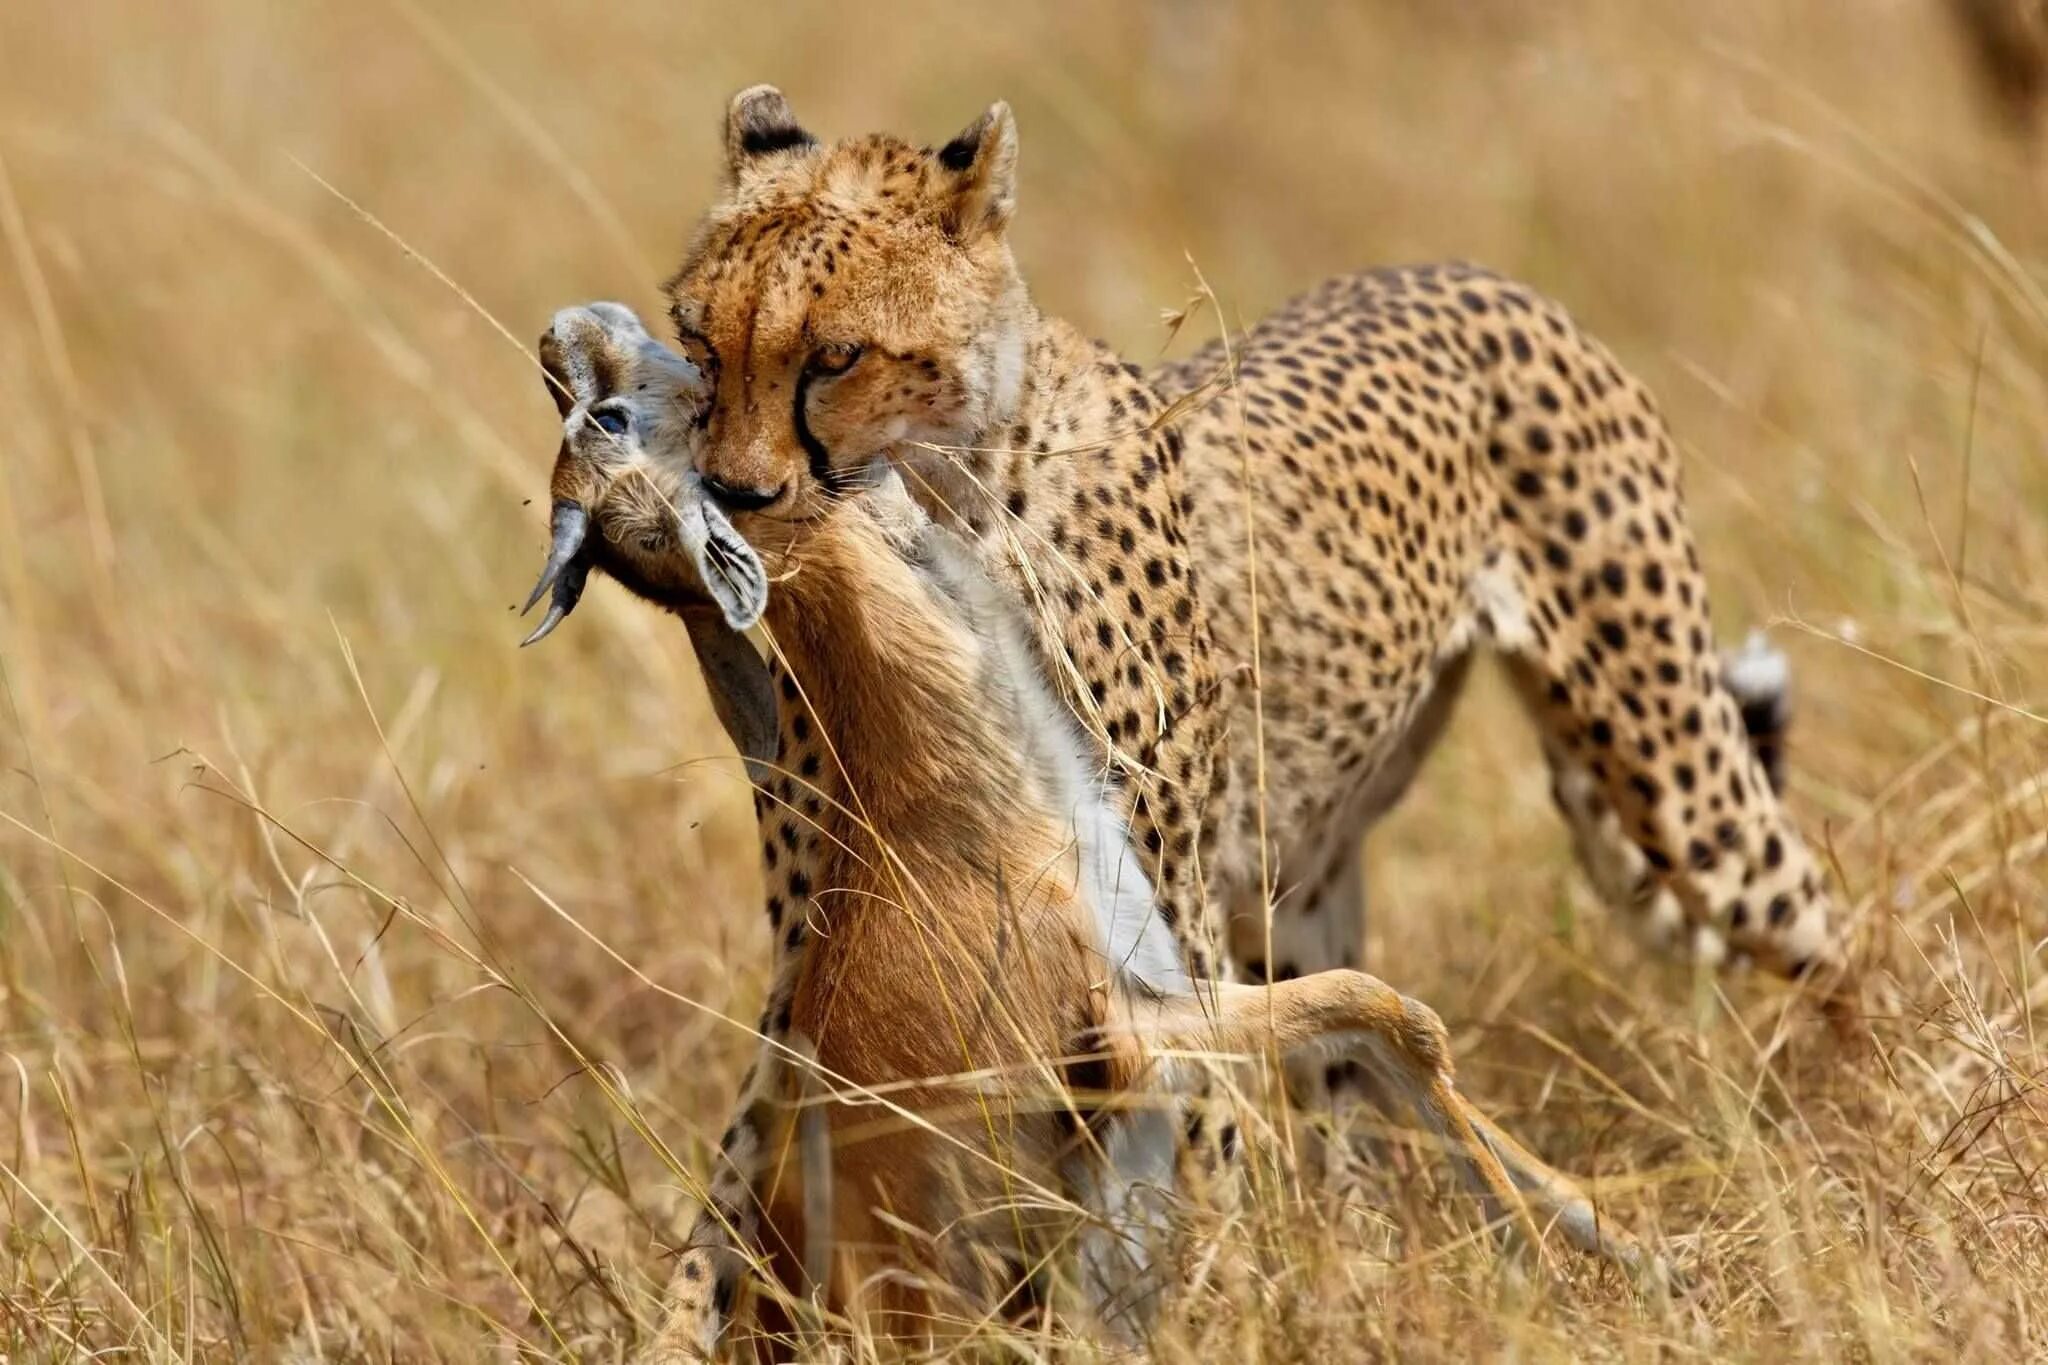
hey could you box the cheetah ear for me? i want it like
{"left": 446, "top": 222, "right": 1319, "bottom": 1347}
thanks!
{"left": 933, "top": 101, "right": 1017, "bottom": 240}
{"left": 723, "top": 84, "right": 817, "bottom": 185}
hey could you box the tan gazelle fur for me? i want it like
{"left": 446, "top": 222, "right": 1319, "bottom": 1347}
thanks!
{"left": 526, "top": 304, "right": 1656, "bottom": 1359}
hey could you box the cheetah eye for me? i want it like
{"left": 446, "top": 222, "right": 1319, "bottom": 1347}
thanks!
{"left": 591, "top": 405, "right": 630, "bottom": 437}
{"left": 672, "top": 327, "right": 717, "bottom": 375}
{"left": 806, "top": 342, "right": 863, "bottom": 377}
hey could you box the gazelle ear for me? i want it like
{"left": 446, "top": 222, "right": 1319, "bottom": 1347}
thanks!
{"left": 723, "top": 84, "right": 817, "bottom": 185}
{"left": 933, "top": 101, "right": 1017, "bottom": 240}
{"left": 692, "top": 499, "right": 768, "bottom": 633}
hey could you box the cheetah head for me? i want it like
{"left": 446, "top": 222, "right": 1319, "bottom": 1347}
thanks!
{"left": 659, "top": 86, "right": 1031, "bottom": 535}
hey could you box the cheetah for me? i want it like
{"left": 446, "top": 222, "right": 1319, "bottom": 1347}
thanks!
{"left": 525, "top": 86, "right": 1842, "bottom": 1351}
{"left": 526, "top": 302, "right": 1655, "bottom": 1356}
{"left": 638, "top": 87, "right": 1837, "bottom": 990}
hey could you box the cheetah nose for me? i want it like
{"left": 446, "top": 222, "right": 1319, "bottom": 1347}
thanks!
{"left": 701, "top": 474, "right": 784, "bottom": 513}
{"left": 518, "top": 499, "right": 590, "bottom": 647}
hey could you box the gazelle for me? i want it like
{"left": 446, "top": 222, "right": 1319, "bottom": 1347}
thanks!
{"left": 524, "top": 303, "right": 1657, "bottom": 1357}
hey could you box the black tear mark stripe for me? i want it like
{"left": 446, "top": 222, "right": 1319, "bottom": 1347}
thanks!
{"left": 741, "top": 123, "right": 816, "bottom": 157}
{"left": 674, "top": 329, "right": 720, "bottom": 427}
{"left": 793, "top": 367, "right": 839, "bottom": 490}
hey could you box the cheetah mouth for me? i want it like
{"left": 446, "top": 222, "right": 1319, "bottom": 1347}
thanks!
{"left": 701, "top": 474, "right": 785, "bottom": 513}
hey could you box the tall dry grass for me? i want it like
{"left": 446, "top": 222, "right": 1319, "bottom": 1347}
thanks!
{"left": 1, "top": 1, "right": 2044, "bottom": 1358}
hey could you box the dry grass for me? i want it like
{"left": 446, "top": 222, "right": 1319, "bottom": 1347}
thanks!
{"left": 3, "top": 1, "right": 2046, "bottom": 1359}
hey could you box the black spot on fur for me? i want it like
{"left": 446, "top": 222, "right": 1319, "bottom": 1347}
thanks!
{"left": 1061, "top": 1041, "right": 1112, "bottom": 1138}
{"left": 937, "top": 131, "right": 980, "bottom": 172}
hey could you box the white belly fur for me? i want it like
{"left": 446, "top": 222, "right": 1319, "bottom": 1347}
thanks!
{"left": 921, "top": 517, "right": 1190, "bottom": 1324}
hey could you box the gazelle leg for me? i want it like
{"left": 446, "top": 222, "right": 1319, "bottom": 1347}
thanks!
{"left": 1065, "top": 1103, "right": 1180, "bottom": 1338}
{"left": 1120, "top": 975, "right": 1655, "bottom": 1275}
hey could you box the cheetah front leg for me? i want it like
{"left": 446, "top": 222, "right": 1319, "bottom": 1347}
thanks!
{"left": 643, "top": 642, "right": 858, "bottom": 1358}
{"left": 1232, "top": 651, "right": 1475, "bottom": 1167}
{"left": 1083, "top": 628, "right": 1255, "bottom": 1297}
{"left": 1115, "top": 683, "right": 1248, "bottom": 1204}
{"left": 642, "top": 789, "right": 822, "bottom": 1361}
{"left": 643, "top": 1046, "right": 787, "bottom": 1361}
{"left": 1234, "top": 847, "right": 1393, "bottom": 1177}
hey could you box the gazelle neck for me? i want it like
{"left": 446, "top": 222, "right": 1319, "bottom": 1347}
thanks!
{"left": 764, "top": 502, "right": 1015, "bottom": 859}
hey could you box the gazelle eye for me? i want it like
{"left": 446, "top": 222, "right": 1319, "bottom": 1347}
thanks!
{"left": 592, "top": 406, "right": 630, "bottom": 437}
{"left": 808, "top": 343, "right": 862, "bottom": 376}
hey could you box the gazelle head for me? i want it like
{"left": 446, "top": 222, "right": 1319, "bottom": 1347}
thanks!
{"left": 524, "top": 302, "right": 767, "bottom": 642}
{"left": 523, "top": 301, "right": 775, "bottom": 763}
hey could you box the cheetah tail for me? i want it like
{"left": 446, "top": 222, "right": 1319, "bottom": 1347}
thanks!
{"left": 1721, "top": 630, "right": 1792, "bottom": 796}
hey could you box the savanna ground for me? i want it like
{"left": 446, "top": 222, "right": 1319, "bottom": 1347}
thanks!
{"left": 2, "top": 1, "right": 2046, "bottom": 1359}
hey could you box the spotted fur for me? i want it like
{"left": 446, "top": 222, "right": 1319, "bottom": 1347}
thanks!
{"left": 1151, "top": 267, "right": 1837, "bottom": 988}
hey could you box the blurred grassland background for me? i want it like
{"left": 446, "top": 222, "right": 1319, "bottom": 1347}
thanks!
{"left": 2, "top": 0, "right": 2046, "bottom": 1358}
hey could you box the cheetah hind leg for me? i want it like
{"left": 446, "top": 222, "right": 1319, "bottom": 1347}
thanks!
{"left": 1510, "top": 634, "right": 1796, "bottom": 968}
{"left": 1499, "top": 557, "right": 1837, "bottom": 985}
